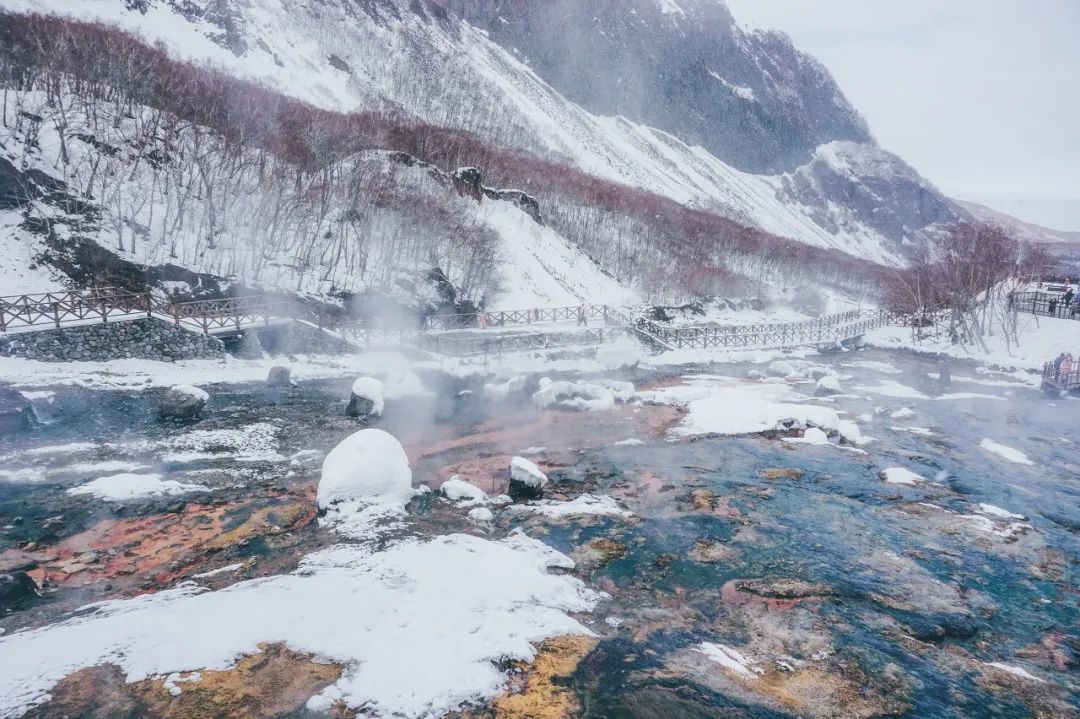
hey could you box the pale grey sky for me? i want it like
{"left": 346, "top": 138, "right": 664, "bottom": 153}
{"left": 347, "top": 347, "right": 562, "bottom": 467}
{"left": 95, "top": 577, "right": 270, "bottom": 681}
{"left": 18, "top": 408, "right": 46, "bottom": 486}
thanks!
{"left": 725, "top": 0, "right": 1080, "bottom": 231}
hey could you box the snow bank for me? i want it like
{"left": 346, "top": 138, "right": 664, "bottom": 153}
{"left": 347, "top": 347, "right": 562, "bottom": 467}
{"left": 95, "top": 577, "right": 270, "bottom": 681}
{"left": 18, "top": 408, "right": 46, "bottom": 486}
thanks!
{"left": 673, "top": 385, "right": 839, "bottom": 437}
{"left": 510, "top": 456, "right": 547, "bottom": 489}
{"left": 879, "top": 468, "right": 926, "bottom": 486}
{"left": 67, "top": 473, "right": 209, "bottom": 501}
{"left": 318, "top": 429, "right": 412, "bottom": 509}
{"left": 789, "top": 427, "right": 830, "bottom": 445}
{"left": 979, "top": 439, "right": 1033, "bottom": 466}
{"left": 350, "top": 377, "right": 386, "bottom": 416}
{"left": 0, "top": 531, "right": 601, "bottom": 718}
{"left": 532, "top": 377, "right": 634, "bottom": 411}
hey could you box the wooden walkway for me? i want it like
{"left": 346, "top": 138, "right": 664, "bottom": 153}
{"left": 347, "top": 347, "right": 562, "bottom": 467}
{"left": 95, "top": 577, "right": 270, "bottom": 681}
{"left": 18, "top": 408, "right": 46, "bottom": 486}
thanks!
{"left": 0, "top": 288, "right": 907, "bottom": 357}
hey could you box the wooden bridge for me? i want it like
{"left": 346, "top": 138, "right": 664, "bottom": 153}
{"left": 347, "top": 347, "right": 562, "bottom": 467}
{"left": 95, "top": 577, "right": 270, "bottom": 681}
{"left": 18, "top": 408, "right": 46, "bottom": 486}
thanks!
{"left": 1, "top": 287, "right": 907, "bottom": 358}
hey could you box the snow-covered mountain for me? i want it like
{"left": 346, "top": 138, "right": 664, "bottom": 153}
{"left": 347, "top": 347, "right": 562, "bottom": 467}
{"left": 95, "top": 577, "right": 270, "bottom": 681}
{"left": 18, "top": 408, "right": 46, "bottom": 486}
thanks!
{"left": 954, "top": 199, "right": 1080, "bottom": 247}
{"left": 0, "top": 0, "right": 959, "bottom": 308}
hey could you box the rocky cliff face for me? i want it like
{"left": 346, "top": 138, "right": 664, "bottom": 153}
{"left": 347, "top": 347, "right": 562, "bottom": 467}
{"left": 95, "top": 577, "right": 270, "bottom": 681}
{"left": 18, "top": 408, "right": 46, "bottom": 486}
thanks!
{"left": 774, "top": 142, "right": 960, "bottom": 249}
{"left": 439, "top": 0, "right": 872, "bottom": 174}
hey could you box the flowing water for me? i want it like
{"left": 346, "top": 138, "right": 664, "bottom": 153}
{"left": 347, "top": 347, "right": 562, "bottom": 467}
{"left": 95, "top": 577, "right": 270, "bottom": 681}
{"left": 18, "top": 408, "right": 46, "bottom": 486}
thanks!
{"left": 0, "top": 348, "right": 1077, "bottom": 718}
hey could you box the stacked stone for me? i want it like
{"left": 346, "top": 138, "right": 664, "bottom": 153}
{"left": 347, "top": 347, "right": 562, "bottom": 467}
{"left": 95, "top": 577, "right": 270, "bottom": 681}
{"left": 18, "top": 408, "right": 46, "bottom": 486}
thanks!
{"left": 1, "top": 319, "right": 225, "bottom": 363}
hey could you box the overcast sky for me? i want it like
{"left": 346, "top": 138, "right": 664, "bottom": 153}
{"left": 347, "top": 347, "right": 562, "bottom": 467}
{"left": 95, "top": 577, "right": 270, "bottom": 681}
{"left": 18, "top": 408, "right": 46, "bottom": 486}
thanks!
{"left": 724, "top": 0, "right": 1080, "bottom": 231}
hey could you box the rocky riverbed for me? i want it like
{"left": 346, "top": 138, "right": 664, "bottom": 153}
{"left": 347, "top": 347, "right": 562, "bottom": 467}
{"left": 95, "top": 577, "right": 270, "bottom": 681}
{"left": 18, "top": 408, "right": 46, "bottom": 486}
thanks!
{"left": 0, "top": 348, "right": 1077, "bottom": 718}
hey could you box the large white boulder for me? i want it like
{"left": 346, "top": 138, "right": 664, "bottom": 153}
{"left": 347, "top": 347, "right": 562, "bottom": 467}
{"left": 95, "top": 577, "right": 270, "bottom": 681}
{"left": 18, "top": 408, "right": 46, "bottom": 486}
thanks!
{"left": 318, "top": 429, "right": 412, "bottom": 509}
{"left": 347, "top": 377, "right": 385, "bottom": 420}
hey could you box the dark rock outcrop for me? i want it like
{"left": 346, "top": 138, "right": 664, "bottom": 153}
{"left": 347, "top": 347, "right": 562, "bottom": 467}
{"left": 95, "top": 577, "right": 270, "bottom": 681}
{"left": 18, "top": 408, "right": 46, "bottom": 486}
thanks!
{"left": 441, "top": 0, "right": 872, "bottom": 174}
{"left": 0, "top": 387, "right": 36, "bottom": 436}
{"left": 0, "top": 571, "right": 40, "bottom": 610}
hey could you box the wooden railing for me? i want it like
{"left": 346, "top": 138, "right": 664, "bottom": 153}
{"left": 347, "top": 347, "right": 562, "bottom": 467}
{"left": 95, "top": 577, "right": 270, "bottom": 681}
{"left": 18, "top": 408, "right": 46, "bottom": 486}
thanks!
{"left": 423, "top": 304, "right": 610, "bottom": 331}
{"left": 606, "top": 308, "right": 904, "bottom": 351}
{"left": 0, "top": 288, "right": 153, "bottom": 332}
{"left": 1, "top": 288, "right": 914, "bottom": 356}
{"left": 1013, "top": 291, "right": 1080, "bottom": 321}
{"left": 1042, "top": 362, "right": 1080, "bottom": 392}
{"left": 419, "top": 328, "right": 606, "bottom": 356}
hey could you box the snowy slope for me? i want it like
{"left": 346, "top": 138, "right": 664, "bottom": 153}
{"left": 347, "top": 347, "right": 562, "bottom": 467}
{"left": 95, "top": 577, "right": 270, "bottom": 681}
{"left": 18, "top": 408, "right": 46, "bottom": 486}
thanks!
{"left": 0, "top": 0, "right": 934, "bottom": 263}
{"left": 480, "top": 202, "right": 638, "bottom": 309}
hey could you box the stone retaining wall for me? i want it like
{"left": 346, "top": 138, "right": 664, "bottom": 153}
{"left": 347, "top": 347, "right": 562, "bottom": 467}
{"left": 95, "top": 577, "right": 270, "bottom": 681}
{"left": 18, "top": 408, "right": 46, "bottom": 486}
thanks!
{"left": 0, "top": 318, "right": 224, "bottom": 362}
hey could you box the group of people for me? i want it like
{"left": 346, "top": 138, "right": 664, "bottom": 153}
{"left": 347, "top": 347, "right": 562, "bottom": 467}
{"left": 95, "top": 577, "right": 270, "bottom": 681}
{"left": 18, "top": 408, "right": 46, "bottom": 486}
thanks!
{"left": 1050, "top": 352, "right": 1076, "bottom": 381}
{"left": 1046, "top": 285, "right": 1080, "bottom": 318}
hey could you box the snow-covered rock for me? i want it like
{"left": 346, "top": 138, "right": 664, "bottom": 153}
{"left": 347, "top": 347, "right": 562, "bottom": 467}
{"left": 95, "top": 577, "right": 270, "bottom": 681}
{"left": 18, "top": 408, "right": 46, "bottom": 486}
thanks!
{"left": 440, "top": 478, "right": 487, "bottom": 504}
{"left": 468, "top": 507, "right": 495, "bottom": 524}
{"left": 317, "top": 429, "right": 412, "bottom": 509}
{"left": 800, "top": 427, "right": 830, "bottom": 445}
{"left": 346, "top": 377, "right": 385, "bottom": 420}
{"left": 524, "top": 494, "right": 632, "bottom": 519}
{"left": 159, "top": 385, "right": 209, "bottom": 420}
{"left": 509, "top": 456, "right": 548, "bottom": 500}
{"left": 532, "top": 378, "right": 634, "bottom": 412}
{"left": 266, "top": 366, "right": 294, "bottom": 387}
{"left": 67, "top": 473, "right": 209, "bottom": 502}
{"left": 814, "top": 374, "right": 843, "bottom": 396}
{"left": 484, "top": 375, "right": 527, "bottom": 401}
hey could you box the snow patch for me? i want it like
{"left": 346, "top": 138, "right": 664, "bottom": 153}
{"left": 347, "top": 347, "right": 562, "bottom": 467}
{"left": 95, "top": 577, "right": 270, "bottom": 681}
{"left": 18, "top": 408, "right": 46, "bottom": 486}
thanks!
{"left": 67, "top": 473, "right": 209, "bottom": 501}
{"left": 979, "top": 439, "right": 1033, "bottom": 466}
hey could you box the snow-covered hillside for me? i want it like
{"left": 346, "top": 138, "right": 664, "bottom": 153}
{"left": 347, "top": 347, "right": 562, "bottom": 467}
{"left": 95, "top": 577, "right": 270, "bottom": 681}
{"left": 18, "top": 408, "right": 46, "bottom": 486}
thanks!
{"left": 0, "top": 0, "right": 954, "bottom": 264}
{"left": 0, "top": 85, "right": 632, "bottom": 308}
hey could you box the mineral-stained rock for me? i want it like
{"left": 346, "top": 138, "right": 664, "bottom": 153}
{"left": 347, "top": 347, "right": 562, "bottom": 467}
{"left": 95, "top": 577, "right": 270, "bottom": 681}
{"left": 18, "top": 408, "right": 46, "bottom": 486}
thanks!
{"left": 759, "top": 468, "right": 804, "bottom": 480}
{"left": 23, "top": 645, "right": 342, "bottom": 719}
{"left": 734, "top": 578, "right": 833, "bottom": 599}
{"left": 492, "top": 635, "right": 597, "bottom": 719}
